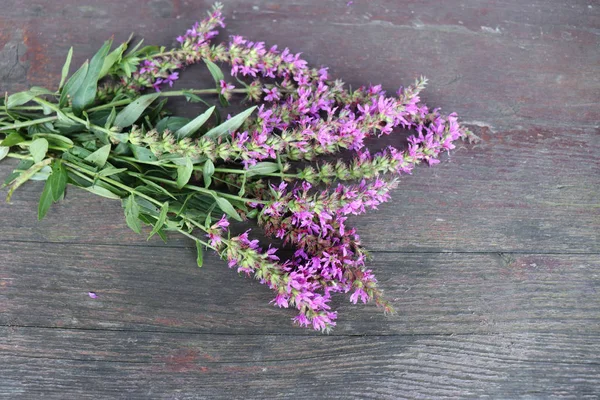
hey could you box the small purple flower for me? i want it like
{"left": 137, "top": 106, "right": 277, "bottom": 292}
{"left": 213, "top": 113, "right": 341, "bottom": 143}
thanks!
{"left": 212, "top": 214, "right": 230, "bottom": 230}
{"left": 152, "top": 78, "right": 163, "bottom": 92}
{"left": 263, "top": 87, "right": 281, "bottom": 102}
{"left": 88, "top": 292, "right": 98, "bottom": 299}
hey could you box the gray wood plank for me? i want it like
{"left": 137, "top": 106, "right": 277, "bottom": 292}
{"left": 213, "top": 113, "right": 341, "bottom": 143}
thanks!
{"left": 2, "top": 124, "right": 598, "bottom": 252}
{"left": 1, "top": 242, "right": 598, "bottom": 335}
{"left": 1, "top": 327, "right": 599, "bottom": 399}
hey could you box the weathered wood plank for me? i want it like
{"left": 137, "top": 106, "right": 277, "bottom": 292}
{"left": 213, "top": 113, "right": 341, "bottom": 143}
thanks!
{"left": 1, "top": 242, "right": 598, "bottom": 335}
{"left": 1, "top": 124, "right": 598, "bottom": 252}
{"left": 1, "top": 327, "right": 599, "bottom": 399}
{"left": 0, "top": 0, "right": 597, "bottom": 127}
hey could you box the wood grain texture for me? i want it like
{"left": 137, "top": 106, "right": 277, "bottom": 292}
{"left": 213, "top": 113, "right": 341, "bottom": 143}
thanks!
{"left": 1, "top": 327, "right": 599, "bottom": 399}
{"left": 0, "top": 0, "right": 598, "bottom": 398}
{"left": 0, "top": 0, "right": 598, "bottom": 127}
{"left": 1, "top": 242, "right": 598, "bottom": 336}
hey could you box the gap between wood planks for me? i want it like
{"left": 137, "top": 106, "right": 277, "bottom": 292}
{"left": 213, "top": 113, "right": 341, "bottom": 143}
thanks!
{"left": 0, "top": 239, "right": 598, "bottom": 256}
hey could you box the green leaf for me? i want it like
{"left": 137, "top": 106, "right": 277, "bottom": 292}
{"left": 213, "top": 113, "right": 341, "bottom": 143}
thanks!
{"left": 0, "top": 146, "right": 8, "bottom": 161}
{"left": 176, "top": 157, "right": 193, "bottom": 189}
{"left": 98, "top": 167, "right": 128, "bottom": 177}
{"left": 246, "top": 162, "right": 280, "bottom": 177}
{"left": 203, "top": 159, "right": 215, "bottom": 188}
{"left": 105, "top": 107, "right": 117, "bottom": 129}
{"left": 147, "top": 201, "right": 169, "bottom": 240}
{"left": 100, "top": 41, "right": 127, "bottom": 78}
{"left": 133, "top": 175, "right": 176, "bottom": 199}
{"left": 83, "top": 184, "right": 121, "bottom": 200}
{"left": 1, "top": 132, "right": 25, "bottom": 147}
{"left": 204, "top": 106, "right": 256, "bottom": 140}
{"left": 59, "top": 60, "right": 89, "bottom": 108}
{"left": 174, "top": 106, "right": 215, "bottom": 140}
{"left": 214, "top": 196, "right": 242, "bottom": 221}
{"left": 29, "top": 138, "right": 48, "bottom": 163}
{"left": 127, "top": 38, "right": 145, "bottom": 55}
{"left": 30, "top": 165, "right": 52, "bottom": 181}
{"left": 114, "top": 92, "right": 160, "bottom": 128}
{"left": 195, "top": 240, "right": 203, "bottom": 267}
{"left": 123, "top": 194, "right": 142, "bottom": 233}
{"left": 84, "top": 143, "right": 111, "bottom": 168}
{"left": 49, "top": 160, "right": 68, "bottom": 201}
{"left": 33, "top": 133, "right": 74, "bottom": 149}
{"left": 6, "top": 87, "right": 54, "bottom": 109}
{"left": 71, "top": 39, "right": 113, "bottom": 115}
{"left": 155, "top": 116, "right": 190, "bottom": 133}
{"left": 38, "top": 179, "right": 54, "bottom": 220}
{"left": 58, "top": 47, "right": 74, "bottom": 91}
{"left": 130, "top": 144, "right": 158, "bottom": 162}
{"left": 204, "top": 59, "right": 225, "bottom": 85}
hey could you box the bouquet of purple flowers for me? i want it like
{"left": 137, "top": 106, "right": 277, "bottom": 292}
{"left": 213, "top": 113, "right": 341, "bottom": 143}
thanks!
{"left": 0, "top": 3, "right": 475, "bottom": 332}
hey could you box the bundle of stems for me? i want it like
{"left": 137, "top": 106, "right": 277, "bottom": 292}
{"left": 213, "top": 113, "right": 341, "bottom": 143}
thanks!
{"left": 0, "top": 3, "right": 474, "bottom": 332}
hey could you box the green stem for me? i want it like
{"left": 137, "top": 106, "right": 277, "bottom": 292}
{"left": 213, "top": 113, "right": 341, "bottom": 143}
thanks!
{"left": 175, "top": 228, "right": 216, "bottom": 250}
{"left": 137, "top": 173, "right": 267, "bottom": 204}
{"left": 158, "top": 88, "right": 249, "bottom": 97}
{"left": 63, "top": 160, "right": 162, "bottom": 207}
{"left": 0, "top": 116, "right": 58, "bottom": 132}
{"left": 87, "top": 98, "right": 133, "bottom": 112}
{"left": 62, "top": 160, "right": 221, "bottom": 240}
{"left": 6, "top": 152, "right": 31, "bottom": 160}
{"left": 33, "top": 98, "right": 117, "bottom": 139}
{"left": 214, "top": 167, "right": 298, "bottom": 179}
{"left": 0, "top": 105, "right": 44, "bottom": 111}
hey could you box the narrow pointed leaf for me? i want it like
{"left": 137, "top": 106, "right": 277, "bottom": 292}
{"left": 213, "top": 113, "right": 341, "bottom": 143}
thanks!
{"left": 215, "top": 196, "right": 242, "bottom": 221}
{"left": 174, "top": 106, "right": 215, "bottom": 140}
{"left": 59, "top": 60, "right": 89, "bottom": 108}
{"left": 100, "top": 41, "right": 127, "bottom": 78}
{"left": 114, "top": 92, "right": 160, "bottom": 128}
{"left": 58, "top": 47, "right": 74, "bottom": 90}
{"left": 204, "top": 106, "right": 256, "bottom": 139}
{"left": 38, "top": 179, "right": 54, "bottom": 220}
{"left": 72, "top": 39, "right": 112, "bottom": 115}
{"left": 49, "top": 160, "right": 68, "bottom": 201}
{"left": 148, "top": 201, "right": 169, "bottom": 240}
{"left": 204, "top": 59, "right": 224, "bottom": 85}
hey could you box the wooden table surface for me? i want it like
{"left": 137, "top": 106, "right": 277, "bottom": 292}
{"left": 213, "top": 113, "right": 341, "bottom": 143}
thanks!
{"left": 1, "top": 0, "right": 599, "bottom": 398}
